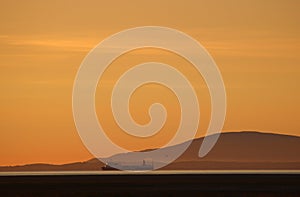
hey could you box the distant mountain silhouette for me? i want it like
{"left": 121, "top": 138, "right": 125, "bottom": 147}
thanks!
{"left": 0, "top": 159, "right": 104, "bottom": 172}
{"left": 164, "top": 131, "right": 300, "bottom": 170}
{"left": 1, "top": 131, "right": 300, "bottom": 171}
{"left": 175, "top": 131, "right": 300, "bottom": 162}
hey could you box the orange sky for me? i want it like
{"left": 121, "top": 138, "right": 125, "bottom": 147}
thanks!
{"left": 0, "top": 0, "right": 299, "bottom": 166}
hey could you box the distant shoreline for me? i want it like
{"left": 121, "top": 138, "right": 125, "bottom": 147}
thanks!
{"left": 1, "top": 170, "right": 300, "bottom": 176}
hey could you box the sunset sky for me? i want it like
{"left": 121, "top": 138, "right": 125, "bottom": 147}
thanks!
{"left": 0, "top": 0, "right": 299, "bottom": 166}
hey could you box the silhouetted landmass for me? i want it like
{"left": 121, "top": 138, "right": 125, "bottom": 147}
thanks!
{"left": 163, "top": 131, "right": 300, "bottom": 169}
{"left": 1, "top": 131, "right": 300, "bottom": 171}
{"left": 0, "top": 161, "right": 104, "bottom": 171}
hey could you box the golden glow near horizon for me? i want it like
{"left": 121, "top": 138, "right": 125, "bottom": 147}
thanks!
{"left": 0, "top": 0, "right": 299, "bottom": 166}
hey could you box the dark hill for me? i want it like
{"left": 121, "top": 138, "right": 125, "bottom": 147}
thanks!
{"left": 1, "top": 131, "right": 299, "bottom": 171}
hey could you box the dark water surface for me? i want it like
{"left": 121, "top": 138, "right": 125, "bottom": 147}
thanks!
{"left": 0, "top": 171, "right": 300, "bottom": 196}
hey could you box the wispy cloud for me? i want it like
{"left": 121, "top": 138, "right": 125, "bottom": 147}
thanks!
{"left": 1, "top": 35, "right": 97, "bottom": 52}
